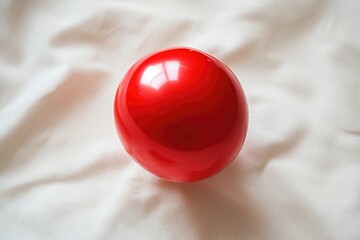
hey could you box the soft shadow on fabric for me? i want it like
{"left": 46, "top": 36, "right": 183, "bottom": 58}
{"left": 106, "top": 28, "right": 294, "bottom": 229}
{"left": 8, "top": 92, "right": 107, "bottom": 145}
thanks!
{"left": 155, "top": 159, "right": 270, "bottom": 240}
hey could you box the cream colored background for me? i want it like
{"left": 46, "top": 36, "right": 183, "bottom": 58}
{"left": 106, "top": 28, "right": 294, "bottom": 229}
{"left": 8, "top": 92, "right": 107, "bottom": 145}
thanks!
{"left": 0, "top": 0, "right": 359, "bottom": 239}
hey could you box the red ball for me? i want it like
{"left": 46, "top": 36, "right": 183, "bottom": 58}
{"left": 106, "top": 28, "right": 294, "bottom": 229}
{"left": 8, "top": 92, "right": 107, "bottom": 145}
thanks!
{"left": 114, "top": 47, "right": 248, "bottom": 182}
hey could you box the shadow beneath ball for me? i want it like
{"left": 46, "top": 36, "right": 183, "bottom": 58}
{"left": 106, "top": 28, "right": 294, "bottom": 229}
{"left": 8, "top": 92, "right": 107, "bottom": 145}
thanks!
{"left": 156, "top": 157, "right": 270, "bottom": 240}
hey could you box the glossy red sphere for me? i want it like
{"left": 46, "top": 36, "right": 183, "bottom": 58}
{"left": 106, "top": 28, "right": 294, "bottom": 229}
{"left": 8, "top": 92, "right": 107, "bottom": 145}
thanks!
{"left": 114, "top": 47, "right": 248, "bottom": 182}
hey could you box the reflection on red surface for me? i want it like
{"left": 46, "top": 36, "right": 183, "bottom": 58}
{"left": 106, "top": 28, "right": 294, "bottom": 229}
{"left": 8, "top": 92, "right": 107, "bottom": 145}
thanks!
{"left": 140, "top": 61, "right": 180, "bottom": 90}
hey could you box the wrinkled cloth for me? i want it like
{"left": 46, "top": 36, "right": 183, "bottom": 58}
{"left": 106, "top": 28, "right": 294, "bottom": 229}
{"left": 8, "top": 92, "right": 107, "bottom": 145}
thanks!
{"left": 0, "top": 0, "right": 359, "bottom": 239}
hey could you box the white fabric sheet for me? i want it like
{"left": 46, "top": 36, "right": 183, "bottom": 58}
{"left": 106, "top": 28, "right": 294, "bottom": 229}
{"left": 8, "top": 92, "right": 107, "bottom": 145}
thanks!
{"left": 1, "top": 0, "right": 359, "bottom": 239}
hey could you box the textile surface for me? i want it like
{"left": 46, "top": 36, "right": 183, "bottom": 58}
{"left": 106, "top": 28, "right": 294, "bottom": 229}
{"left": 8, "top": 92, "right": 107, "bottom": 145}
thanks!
{"left": 0, "top": 0, "right": 359, "bottom": 239}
